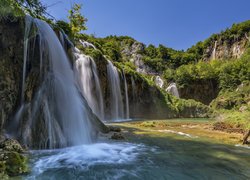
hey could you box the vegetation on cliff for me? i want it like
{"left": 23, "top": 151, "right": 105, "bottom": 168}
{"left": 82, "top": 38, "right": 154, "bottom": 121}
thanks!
{"left": 0, "top": 0, "right": 249, "bottom": 141}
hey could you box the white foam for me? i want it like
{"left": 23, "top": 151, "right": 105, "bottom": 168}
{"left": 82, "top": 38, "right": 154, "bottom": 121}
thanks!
{"left": 235, "top": 144, "right": 250, "bottom": 149}
{"left": 157, "top": 129, "right": 198, "bottom": 138}
{"left": 31, "top": 143, "right": 147, "bottom": 175}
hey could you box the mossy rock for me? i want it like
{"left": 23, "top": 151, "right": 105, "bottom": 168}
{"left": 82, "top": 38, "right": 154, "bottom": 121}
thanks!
{"left": 0, "top": 139, "right": 24, "bottom": 153}
{"left": 0, "top": 172, "right": 8, "bottom": 180}
{"left": 3, "top": 151, "right": 29, "bottom": 176}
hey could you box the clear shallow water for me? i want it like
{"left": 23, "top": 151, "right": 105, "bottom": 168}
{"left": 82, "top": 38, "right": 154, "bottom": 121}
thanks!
{"left": 24, "top": 135, "right": 250, "bottom": 180}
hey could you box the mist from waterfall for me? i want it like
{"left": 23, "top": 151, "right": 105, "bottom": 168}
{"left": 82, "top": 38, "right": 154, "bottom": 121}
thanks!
{"left": 10, "top": 16, "right": 93, "bottom": 149}
{"left": 74, "top": 48, "right": 104, "bottom": 121}
{"left": 166, "top": 83, "right": 179, "bottom": 98}
{"left": 107, "top": 60, "right": 124, "bottom": 120}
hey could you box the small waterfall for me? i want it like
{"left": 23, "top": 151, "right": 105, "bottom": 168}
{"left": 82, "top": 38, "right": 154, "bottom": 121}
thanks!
{"left": 80, "top": 40, "right": 96, "bottom": 49}
{"left": 107, "top": 60, "right": 124, "bottom": 120}
{"left": 10, "top": 16, "right": 93, "bottom": 149}
{"left": 74, "top": 48, "right": 104, "bottom": 121}
{"left": 21, "top": 16, "right": 33, "bottom": 103}
{"left": 155, "top": 76, "right": 164, "bottom": 88}
{"left": 123, "top": 70, "right": 130, "bottom": 119}
{"left": 166, "top": 83, "right": 179, "bottom": 98}
{"left": 211, "top": 41, "right": 217, "bottom": 60}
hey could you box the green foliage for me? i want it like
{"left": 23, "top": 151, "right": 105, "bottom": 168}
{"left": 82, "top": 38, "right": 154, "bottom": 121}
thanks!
{"left": 219, "top": 111, "right": 250, "bottom": 129}
{"left": 0, "top": 0, "right": 24, "bottom": 18}
{"left": 163, "top": 55, "right": 250, "bottom": 91}
{"left": 68, "top": 3, "right": 87, "bottom": 39}
{"left": 211, "top": 83, "right": 250, "bottom": 110}
{"left": 55, "top": 20, "right": 73, "bottom": 38}
{"left": 103, "top": 41, "right": 122, "bottom": 61}
{"left": 0, "top": 0, "right": 50, "bottom": 21}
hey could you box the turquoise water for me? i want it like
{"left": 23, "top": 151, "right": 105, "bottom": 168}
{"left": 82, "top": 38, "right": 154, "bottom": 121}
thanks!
{"left": 24, "top": 127, "right": 250, "bottom": 180}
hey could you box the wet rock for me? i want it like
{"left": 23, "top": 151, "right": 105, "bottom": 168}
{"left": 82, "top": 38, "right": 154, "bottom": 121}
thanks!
{"left": 108, "top": 126, "right": 121, "bottom": 132}
{"left": 0, "top": 138, "right": 29, "bottom": 177}
{"left": 1, "top": 151, "right": 29, "bottom": 176}
{"left": 111, "top": 133, "right": 125, "bottom": 140}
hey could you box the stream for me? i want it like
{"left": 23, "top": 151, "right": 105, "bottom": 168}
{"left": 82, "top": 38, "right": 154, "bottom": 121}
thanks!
{"left": 24, "top": 121, "right": 250, "bottom": 180}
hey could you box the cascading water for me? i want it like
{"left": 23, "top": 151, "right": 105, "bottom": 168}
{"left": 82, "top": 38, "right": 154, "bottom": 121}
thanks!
{"left": 211, "top": 41, "right": 217, "bottom": 60}
{"left": 155, "top": 76, "right": 164, "bottom": 88}
{"left": 10, "top": 16, "right": 93, "bottom": 149}
{"left": 166, "top": 83, "right": 179, "bottom": 98}
{"left": 122, "top": 70, "right": 130, "bottom": 119}
{"left": 74, "top": 48, "right": 105, "bottom": 121}
{"left": 80, "top": 39, "right": 96, "bottom": 49}
{"left": 107, "top": 60, "right": 124, "bottom": 120}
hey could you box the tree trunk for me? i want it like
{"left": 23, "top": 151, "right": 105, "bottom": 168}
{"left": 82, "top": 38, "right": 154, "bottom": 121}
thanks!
{"left": 242, "top": 130, "right": 250, "bottom": 144}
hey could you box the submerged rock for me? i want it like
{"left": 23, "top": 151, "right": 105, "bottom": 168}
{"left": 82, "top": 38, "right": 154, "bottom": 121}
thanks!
{"left": 111, "top": 133, "right": 125, "bottom": 140}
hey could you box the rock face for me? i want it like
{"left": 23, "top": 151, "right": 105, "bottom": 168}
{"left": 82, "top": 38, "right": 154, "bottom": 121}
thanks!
{"left": 95, "top": 58, "right": 176, "bottom": 119}
{"left": 121, "top": 41, "right": 156, "bottom": 74}
{"left": 0, "top": 17, "right": 24, "bottom": 134}
{"left": 178, "top": 79, "right": 219, "bottom": 105}
{"left": 203, "top": 36, "right": 249, "bottom": 61}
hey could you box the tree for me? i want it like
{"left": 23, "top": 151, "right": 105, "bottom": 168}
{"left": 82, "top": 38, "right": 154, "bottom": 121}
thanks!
{"left": 68, "top": 3, "right": 87, "bottom": 39}
{"left": 0, "top": 0, "right": 52, "bottom": 21}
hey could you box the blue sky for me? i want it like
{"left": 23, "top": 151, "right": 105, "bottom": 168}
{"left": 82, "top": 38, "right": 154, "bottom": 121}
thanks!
{"left": 42, "top": 0, "right": 250, "bottom": 50}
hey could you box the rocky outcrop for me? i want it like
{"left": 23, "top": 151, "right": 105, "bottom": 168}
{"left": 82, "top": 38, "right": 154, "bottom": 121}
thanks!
{"left": 203, "top": 35, "right": 249, "bottom": 61}
{"left": 121, "top": 41, "right": 156, "bottom": 74}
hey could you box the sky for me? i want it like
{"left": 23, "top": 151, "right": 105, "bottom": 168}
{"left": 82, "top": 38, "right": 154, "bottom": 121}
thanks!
{"left": 41, "top": 0, "right": 250, "bottom": 50}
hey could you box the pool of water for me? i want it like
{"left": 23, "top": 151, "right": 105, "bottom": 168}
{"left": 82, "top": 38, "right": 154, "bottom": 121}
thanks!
{"left": 24, "top": 128, "right": 250, "bottom": 179}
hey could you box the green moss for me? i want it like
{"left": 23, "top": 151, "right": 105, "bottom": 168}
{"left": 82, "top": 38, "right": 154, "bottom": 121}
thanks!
{"left": 141, "top": 121, "right": 156, "bottom": 128}
{"left": 4, "top": 152, "right": 29, "bottom": 176}
{"left": 211, "top": 83, "right": 250, "bottom": 110}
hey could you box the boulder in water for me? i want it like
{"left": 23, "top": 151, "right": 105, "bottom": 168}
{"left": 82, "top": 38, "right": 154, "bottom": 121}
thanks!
{"left": 111, "top": 133, "right": 125, "bottom": 140}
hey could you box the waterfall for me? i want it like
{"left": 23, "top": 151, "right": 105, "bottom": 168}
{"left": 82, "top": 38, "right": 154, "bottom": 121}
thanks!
{"left": 107, "top": 60, "right": 124, "bottom": 120}
{"left": 80, "top": 40, "right": 96, "bottom": 49}
{"left": 155, "top": 76, "right": 164, "bottom": 88}
{"left": 211, "top": 41, "right": 217, "bottom": 60}
{"left": 74, "top": 48, "right": 104, "bottom": 121}
{"left": 123, "top": 70, "right": 130, "bottom": 119}
{"left": 10, "top": 16, "right": 93, "bottom": 149}
{"left": 166, "top": 83, "right": 179, "bottom": 98}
